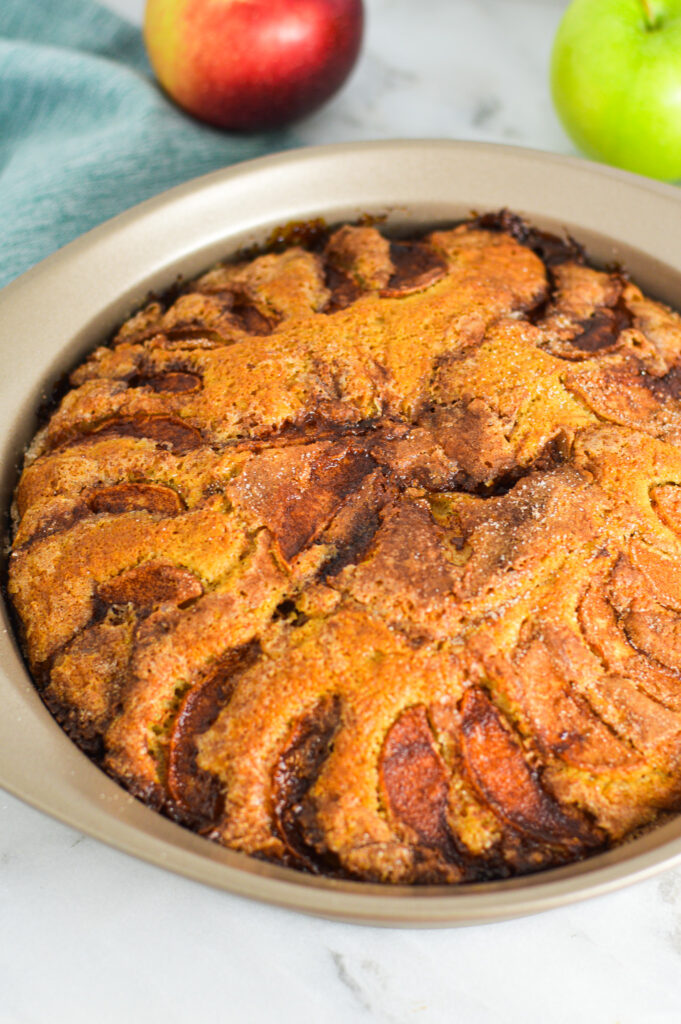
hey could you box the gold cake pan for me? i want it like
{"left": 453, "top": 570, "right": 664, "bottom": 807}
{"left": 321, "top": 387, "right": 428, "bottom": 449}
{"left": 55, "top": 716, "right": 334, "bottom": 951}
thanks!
{"left": 2, "top": 139, "right": 681, "bottom": 927}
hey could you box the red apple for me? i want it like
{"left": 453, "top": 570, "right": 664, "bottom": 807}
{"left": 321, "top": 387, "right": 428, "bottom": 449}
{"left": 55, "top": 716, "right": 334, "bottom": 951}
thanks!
{"left": 144, "top": 0, "right": 364, "bottom": 132}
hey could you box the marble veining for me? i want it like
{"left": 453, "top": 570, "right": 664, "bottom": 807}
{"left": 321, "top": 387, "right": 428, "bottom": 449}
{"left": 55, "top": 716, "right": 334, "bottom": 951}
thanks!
{"left": 4, "top": 1, "right": 681, "bottom": 1022}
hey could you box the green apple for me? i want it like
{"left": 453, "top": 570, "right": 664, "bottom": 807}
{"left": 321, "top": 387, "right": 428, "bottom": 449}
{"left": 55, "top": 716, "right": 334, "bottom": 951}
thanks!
{"left": 551, "top": 0, "right": 681, "bottom": 181}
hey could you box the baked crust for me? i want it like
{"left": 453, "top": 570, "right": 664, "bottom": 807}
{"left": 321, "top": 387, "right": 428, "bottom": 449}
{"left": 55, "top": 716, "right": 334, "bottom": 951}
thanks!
{"left": 11, "top": 211, "right": 681, "bottom": 883}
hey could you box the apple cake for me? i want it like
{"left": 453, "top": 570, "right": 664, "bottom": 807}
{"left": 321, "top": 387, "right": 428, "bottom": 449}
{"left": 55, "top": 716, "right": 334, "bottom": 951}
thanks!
{"left": 10, "top": 210, "right": 681, "bottom": 884}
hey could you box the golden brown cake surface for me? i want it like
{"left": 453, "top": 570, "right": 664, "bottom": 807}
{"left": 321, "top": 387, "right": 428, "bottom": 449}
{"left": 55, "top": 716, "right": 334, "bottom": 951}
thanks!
{"left": 11, "top": 210, "right": 681, "bottom": 884}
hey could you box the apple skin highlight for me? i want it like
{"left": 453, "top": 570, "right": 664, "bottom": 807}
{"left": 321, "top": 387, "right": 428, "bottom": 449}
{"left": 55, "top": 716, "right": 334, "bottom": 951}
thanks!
{"left": 551, "top": 0, "right": 681, "bottom": 181}
{"left": 144, "top": 0, "right": 364, "bottom": 132}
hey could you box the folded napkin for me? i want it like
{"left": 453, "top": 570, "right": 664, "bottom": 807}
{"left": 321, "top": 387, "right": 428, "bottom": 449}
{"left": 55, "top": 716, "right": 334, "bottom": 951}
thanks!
{"left": 0, "top": 0, "right": 296, "bottom": 289}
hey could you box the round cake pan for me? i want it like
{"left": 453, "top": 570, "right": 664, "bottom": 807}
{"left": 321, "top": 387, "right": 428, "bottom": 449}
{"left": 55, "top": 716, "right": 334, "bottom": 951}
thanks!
{"left": 3, "top": 139, "right": 681, "bottom": 927}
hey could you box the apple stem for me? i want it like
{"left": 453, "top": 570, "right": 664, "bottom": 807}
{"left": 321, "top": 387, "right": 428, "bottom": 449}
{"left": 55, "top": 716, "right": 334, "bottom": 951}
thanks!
{"left": 640, "top": 0, "right": 661, "bottom": 28}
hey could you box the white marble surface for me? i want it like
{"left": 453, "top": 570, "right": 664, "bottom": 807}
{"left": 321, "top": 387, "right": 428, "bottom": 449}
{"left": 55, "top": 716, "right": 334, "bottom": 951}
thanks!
{"left": 4, "top": 1, "right": 681, "bottom": 1022}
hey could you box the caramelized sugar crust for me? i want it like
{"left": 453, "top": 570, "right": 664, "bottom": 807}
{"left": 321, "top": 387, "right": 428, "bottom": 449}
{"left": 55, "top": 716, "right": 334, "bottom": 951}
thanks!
{"left": 12, "top": 211, "right": 681, "bottom": 884}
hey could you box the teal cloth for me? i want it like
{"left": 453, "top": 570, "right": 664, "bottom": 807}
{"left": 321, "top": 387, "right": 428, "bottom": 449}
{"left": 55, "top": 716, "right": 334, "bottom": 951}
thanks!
{"left": 0, "top": 0, "right": 297, "bottom": 289}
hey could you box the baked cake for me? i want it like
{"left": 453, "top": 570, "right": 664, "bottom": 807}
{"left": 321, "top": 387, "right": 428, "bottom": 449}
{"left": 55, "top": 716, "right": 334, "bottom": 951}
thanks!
{"left": 10, "top": 210, "right": 681, "bottom": 885}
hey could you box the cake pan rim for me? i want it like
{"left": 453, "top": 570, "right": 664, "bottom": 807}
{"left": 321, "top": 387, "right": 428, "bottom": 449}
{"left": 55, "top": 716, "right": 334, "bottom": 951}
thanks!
{"left": 3, "top": 138, "right": 681, "bottom": 926}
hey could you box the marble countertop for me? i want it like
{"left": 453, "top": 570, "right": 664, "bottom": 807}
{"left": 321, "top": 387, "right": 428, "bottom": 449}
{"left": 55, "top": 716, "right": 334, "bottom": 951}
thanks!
{"left": 4, "top": 1, "right": 681, "bottom": 1022}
